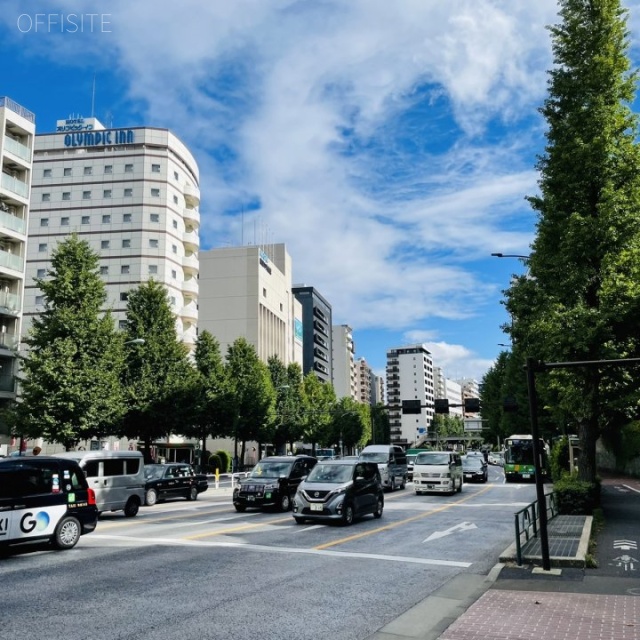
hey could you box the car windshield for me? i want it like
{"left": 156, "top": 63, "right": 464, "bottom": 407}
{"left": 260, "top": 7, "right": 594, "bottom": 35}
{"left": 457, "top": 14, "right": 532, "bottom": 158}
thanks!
{"left": 306, "top": 464, "right": 354, "bottom": 484}
{"left": 463, "top": 457, "right": 483, "bottom": 469}
{"left": 144, "top": 465, "right": 166, "bottom": 480}
{"left": 250, "top": 461, "right": 293, "bottom": 478}
{"left": 359, "top": 452, "right": 388, "bottom": 463}
{"left": 415, "top": 452, "right": 450, "bottom": 465}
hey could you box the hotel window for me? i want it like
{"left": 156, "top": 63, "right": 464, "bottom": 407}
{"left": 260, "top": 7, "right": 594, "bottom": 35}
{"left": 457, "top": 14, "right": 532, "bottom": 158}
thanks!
{"left": 84, "top": 166, "right": 93, "bottom": 176}
{"left": 81, "top": 216, "right": 90, "bottom": 224}
{"left": 100, "top": 266, "right": 109, "bottom": 275}
{"left": 122, "top": 239, "right": 131, "bottom": 248}
{"left": 123, "top": 213, "right": 132, "bottom": 223}
{"left": 151, "top": 188, "right": 160, "bottom": 197}
{"left": 37, "top": 269, "right": 46, "bottom": 278}
{"left": 152, "top": 164, "right": 160, "bottom": 173}
{"left": 61, "top": 217, "right": 69, "bottom": 226}
{"left": 40, "top": 218, "right": 49, "bottom": 227}
{"left": 174, "top": 171, "right": 179, "bottom": 180}
{"left": 102, "top": 215, "right": 111, "bottom": 223}
{"left": 149, "top": 265, "right": 158, "bottom": 275}
{"left": 170, "top": 296, "right": 176, "bottom": 306}
{"left": 171, "top": 269, "right": 177, "bottom": 279}
{"left": 149, "top": 239, "right": 159, "bottom": 248}
{"left": 124, "top": 188, "right": 133, "bottom": 197}
{"left": 150, "top": 213, "right": 160, "bottom": 223}
{"left": 35, "top": 295, "right": 44, "bottom": 306}
{"left": 172, "top": 244, "right": 177, "bottom": 254}
{"left": 121, "top": 265, "right": 130, "bottom": 274}
{"left": 101, "top": 240, "right": 110, "bottom": 249}
{"left": 125, "top": 164, "right": 133, "bottom": 173}
{"left": 62, "top": 192, "right": 71, "bottom": 201}
{"left": 103, "top": 189, "right": 112, "bottom": 198}
{"left": 172, "top": 219, "right": 178, "bottom": 229}
{"left": 43, "top": 169, "right": 52, "bottom": 178}
{"left": 42, "top": 193, "right": 50, "bottom": 202}
{"left": 173, "top": 195, "right": 178, "bottom": 204}
{"left": 38, "top": 243, "right": 47, "bottom": 252}
{"left": 263, "top": 288, "right": 267, "bottom": 298}
{"left": 104, "top": 165, "right": 113, "bottom": 174}
{"left": 120, "top": 293, "right": 128, "bottom": 301}
{"left": 82, "top": 191, "right": 91, "bottom": 200}
{"left": 119, "top": 320, "right": 127, "bottom": 330}
{"left": 64, "top": 168, "right": 72, "bottom": 176}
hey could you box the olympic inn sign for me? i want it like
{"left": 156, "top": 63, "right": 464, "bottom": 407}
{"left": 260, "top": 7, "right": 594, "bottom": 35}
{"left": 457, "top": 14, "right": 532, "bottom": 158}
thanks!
{"left": 64, "top": 129, "right": 135, "bottom": 147}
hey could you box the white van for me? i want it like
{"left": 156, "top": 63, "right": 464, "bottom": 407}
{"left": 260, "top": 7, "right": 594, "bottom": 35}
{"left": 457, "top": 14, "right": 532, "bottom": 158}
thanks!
{"left": 413, "top": 451, "right": 462, "bottom": 495}
{"left": 359, "top": 445, "right": 407, "bottom": 492}
{"left": 55, "top": 451, "right": 145, "bottom": 517}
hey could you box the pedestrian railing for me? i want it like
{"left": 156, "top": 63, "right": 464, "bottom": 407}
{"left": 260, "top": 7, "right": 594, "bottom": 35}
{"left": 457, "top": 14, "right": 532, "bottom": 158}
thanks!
{"left": 514, "top": 490, "right": 558, "bottom": 565}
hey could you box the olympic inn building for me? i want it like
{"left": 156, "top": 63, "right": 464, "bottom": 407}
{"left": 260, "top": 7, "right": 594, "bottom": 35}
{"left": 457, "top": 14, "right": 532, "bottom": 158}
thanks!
{"left": 25, "top": 118, "right": 201, "bottom": 347}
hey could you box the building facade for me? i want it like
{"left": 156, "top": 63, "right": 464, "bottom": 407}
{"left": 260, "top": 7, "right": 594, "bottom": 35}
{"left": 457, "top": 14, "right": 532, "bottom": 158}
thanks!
{"left": 26, "top": 118, "right": 200, "bottom": 346}
{"left": 292, "top": 285, "right": 332, "bottom": 383}
{"left": 355, "top": 357, "right": 372, "bottom": 405}
{"left": 0, "top": 97, "right": 35, "bottom": 445}
{"left": 332, "top": 324, "right": 357, "bottom": 400}
{"left": 198, "top": 243, "right": 302, "bottom": 366}
{"left": 386, "top": 344, "right": 435, "bottom": 447}
{"left": 434, "top": 366, "right": 463, "bottom": 417}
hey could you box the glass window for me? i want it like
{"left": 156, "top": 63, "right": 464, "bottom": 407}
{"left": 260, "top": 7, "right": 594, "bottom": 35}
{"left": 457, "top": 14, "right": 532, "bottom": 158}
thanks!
{"left": 41, "top": 193, "right": 50, "bottom": 202}
{"left": 104, "top": 165, "right": 113, "bottom": 174}
{"left": 120, "top": 293, "right": 128, "bottom": 301}
{"left": 149, "top": 239, "right": 159, "bottom": 248}
{"left": 84, "top": 166, "right": 92, "bottom": 176}
{"left": 171, "top": 270, "right": 177, "bottom": 279}
{"left": 103, "top": 459, "right": 125, "bottom": 476}
{"left": 152, "top": 164, "right": 160, "bottom": 173}
{"left": 38, "top": 243, "right": 47, "bottom": 252}
{"left": 103, "top": 189, "right": 112, "bottom": 198}
{"left": 122, "top": 239, "right": 131, "bottom": 248}
{"left": 124, "top": 188, "right": 133, "bottom": 197}
{"left": 35, "top": 295, "right": 44, "bottom": 305}
{"left": 124, "top": 164, "right": 134, "bottom": 173}
{"left": 100, "top": 266, "right": 108, "bottom": 275}
{"left": 83, "top": 461, "right": 99, "bottom": 477}
{"left": 172, "top": 245, "right": 177, "bottom": 254}
{"left": 64, "top": 167, "right": 72, "bottom": 176}
{"left": 61, "top": 217, "right": 69, "bottom": 226}
{"left": 119, "top": 320, "right": 127, "bottom": 329}
{"left": 82, "top": 216, "right": 90, "bottom": 224}
{"left": 121, "top": 265, "right": 130, "bottom": 274}
{"left": 101, "top": 240, "right": 110, "bottom": 249}
{"left": 149, "top": 265, "right": 158, "bottom": 275}
{"left": 40, "top": 218, "right": 48, "bottom": 227}
{"left": 173, "top": 195, "right": 179, "bottom": 204}
{"left": 150, "top": 213, "right": 159, "bottom": 223}
{"left": 123, "top": 213, "right": 132, "bottom": 223}
{"left": 62, "top": 192, "right": 71, "bottom": 201}
{"left": 37, "top": 268, "right": 46, "bottom": 278}
{"left": 174, "top": 171, "right": 179, "bottom": 180}
{"left": 83, "top": 191, "right": 91, "bottom": 199}
{"left": 151, "top": 188, "right": 160, "bottom": 197}
{"left": 102, "top": 215, "right": 111, "bottom": 223}
{"left": 172, "top": 219, "right": 178, "bottom": 229}
{"left": 43, "top": 169, "right": 52, "bottom": 177}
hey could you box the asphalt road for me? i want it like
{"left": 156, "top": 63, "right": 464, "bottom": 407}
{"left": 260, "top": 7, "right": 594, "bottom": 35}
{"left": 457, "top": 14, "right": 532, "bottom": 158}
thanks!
{"left": 1, "top": 464, "right": 537, "bottom": 640}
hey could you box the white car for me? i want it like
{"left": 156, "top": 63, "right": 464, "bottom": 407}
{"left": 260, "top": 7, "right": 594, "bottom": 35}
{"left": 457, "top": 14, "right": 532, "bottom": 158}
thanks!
{"left": 488, "top": 452, "right": 504, "bottom": 466}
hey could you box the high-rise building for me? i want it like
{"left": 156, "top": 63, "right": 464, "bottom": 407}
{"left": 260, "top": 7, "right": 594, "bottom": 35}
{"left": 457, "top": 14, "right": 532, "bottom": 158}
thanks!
{"left": 355, "top": 357, "right": 372, "bottom": 405}
{"left": 0, "top": 97, "right": 35, "bottom": 425}
{"left": 292, "top": 285, "right": 332, "bottom": 383}
{"left": 198, "top": 243, "right": 302, "bottom": 366}
{"left": 25, "top": 117, "right": 201, "bottom": 347}
{"left": 434, "top": 366, "right": 463, "bottom": 417}
{"left": 332, "top": 324, "right": 357, "bottom": 400}
{"left": 370, "top": 374, "right": 385, "bottom": 406}
{"left": 386, "top": 344, "right": 435, "bottom": 446}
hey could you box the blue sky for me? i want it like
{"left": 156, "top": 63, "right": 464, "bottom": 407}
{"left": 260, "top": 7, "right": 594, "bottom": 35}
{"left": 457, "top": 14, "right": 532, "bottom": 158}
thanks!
{"left": 3, "top": 1, "right": 640, "bottom": 382}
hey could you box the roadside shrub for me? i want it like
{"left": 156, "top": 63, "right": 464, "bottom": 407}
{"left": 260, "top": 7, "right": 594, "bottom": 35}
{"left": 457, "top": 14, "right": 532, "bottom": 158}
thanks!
{"left": 208, "top": 454, "right": 222, "bottom": 474}
{"left": 550, "top": 437, "right": 571, "bottom": 482}
{"left": 553, "top": 474, "right": 600, "bottom": 515}
{"left": 215, "top": 449, "right": 231, "bottom": 472}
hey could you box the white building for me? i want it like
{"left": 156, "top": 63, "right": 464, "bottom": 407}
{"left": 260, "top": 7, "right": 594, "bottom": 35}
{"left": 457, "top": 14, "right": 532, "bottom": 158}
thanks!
{"left": 0, "top": 97, "right": 35, "bottom": 438}
{"left": 434, "top": 366, "right": 463, "bottom": 417}
{"left": 198, "top": 243, "right": 303, "bottom": 366}
{"left": 355, "top": 357, "right": 372, "bottom": 405}
{"left": 386, "top": 344, "right": 435, "bottom": 446}
{"left": 26, "top": 117, "right": 201, "bottom": 347}
{"left": 332, "top": 324, "right": 357, "bottom": 400}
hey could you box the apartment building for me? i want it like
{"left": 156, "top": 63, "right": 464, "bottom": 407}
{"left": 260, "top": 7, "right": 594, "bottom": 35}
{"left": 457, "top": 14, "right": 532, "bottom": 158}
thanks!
{"left": 386, "top": 344, "right": 435, "bottom": 446}
{"left": 434, "top": 366, "right": 463, "bottom": 417}
{"left": 25, "top": 117, "right": 201, "bottom": 347}
{"left": 332, "top": 324, "right": 357, "bottom": 400}
{"left": 0, "top": 97, "right": 35, "bottom": 434}
{"left": 355, "top": 357, "right": 372, "bottom": 405}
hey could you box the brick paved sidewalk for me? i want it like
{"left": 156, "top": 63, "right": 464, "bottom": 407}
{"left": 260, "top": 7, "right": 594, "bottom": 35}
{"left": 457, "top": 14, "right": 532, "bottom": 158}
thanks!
{"left": 438, "top": 589, "right": 640, "bottom": 640}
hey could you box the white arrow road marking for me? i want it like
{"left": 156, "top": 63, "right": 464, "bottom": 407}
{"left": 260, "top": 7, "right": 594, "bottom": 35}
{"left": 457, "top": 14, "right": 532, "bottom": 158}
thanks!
{"left": 423, "top": 522, "right": 477, "bottom": 543}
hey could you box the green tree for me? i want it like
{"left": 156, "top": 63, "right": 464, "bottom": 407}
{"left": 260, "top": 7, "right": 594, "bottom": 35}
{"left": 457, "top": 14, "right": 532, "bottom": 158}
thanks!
{"left": 330, "top": 397, "right": 368, "bottom": 454}
{"left": 268, "top": 357, "right": 305, "bottom": 454}
{"left": 120, "top": 280, "right": 194, "bottom": 463}
{"left": 370, "top": 403, "right": 390, "bottom": 445}
{"left": 506, "top": 0, "right": 640, "bottom": 483}
{"left": 302, "top": 372, "right": 336, "bottom": 453}
{"left": 224, "top": 338, "right": 275, "bottom": 470}
{"left": 9, "top": 235, "right": 124, "bottom": 449}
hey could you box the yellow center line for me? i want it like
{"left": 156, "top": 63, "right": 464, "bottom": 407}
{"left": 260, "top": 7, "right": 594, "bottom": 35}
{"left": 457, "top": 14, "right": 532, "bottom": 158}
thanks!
{"left": 314, "top": 485, "right": 492, "bottom": 550}
{"left": 186, "top": 516, "right": 291, "bottom": 540}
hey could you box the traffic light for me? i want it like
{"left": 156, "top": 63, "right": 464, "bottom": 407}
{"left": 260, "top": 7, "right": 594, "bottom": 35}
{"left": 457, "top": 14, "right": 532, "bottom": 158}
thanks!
{"left": 434, "top": 399, "right": 450, "bottom": 414}
{"left": 464, "top": 397, "right": 481, "bottom": 413}
{"left": 402, "top": 400, "right": 422, "bottom": 414}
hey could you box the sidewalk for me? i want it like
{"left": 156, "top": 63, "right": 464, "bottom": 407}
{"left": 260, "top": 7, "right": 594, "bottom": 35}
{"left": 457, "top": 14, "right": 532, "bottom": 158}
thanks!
{"left": 367, "top": 473, "right": 640, "bottom": 640}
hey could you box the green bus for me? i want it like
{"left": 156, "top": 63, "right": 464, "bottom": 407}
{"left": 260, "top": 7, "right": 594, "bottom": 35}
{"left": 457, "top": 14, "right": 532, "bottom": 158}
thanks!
{"left": 503, "top": 434, "right": 549, "bottom": 483}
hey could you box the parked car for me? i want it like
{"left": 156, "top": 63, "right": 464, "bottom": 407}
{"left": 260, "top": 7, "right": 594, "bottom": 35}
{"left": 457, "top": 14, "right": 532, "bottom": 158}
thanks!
{"left": 292, "top": 460, "right": 383, "bottom": 525}
{"left": 233, "top": 455, "right": 317, "bottom": 512}
{"left": 488, "top": 452, "right": 504, "bottom": 466}
{"left": 462, "top": 455, "right": 488, "bottom": 483}
{"left": 144, "top": 463, "right": 208, "bottom": 506}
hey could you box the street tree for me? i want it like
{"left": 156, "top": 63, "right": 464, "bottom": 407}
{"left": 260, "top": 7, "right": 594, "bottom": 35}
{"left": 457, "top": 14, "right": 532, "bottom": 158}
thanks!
{"left": 268, "top": 357, "right": 305, "bottom": 454}
{"left": 120, "top": 280, "right": 194, "bottom": 463}
{"left": 9, "top": 235, "right": 124, "bottom": 449}
{"left": 330, "top": 397, "right": 368, "bottom": 454}
{"left": 302, "top": 372, "right": 336, "bottom": 453}
{"left": 506, "top": 0, "right": 640, "bottom": 483}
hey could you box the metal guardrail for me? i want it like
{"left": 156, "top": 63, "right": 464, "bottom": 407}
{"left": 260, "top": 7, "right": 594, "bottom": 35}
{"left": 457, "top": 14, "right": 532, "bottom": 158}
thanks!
{"left": 514, "top": 490, "right": 558, "bottom": 565}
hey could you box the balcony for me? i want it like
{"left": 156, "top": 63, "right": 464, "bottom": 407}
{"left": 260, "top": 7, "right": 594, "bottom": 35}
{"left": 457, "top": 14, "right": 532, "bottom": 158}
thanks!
{"left": 0, "top": 248, "right": 23, "bottom": 273}
{"left": 182, "top": 228, "right": 199, "bottom": 252}
{"left": 4, "top": 136, "right": 32, "bottom": 164}
{"left": 180, "top": 302, "right": 198, "bottom": 323}
{"left": 183, "top": 207, "right": 200, "bottom": 228}
{"left": 0, "top": 292, "right": 20, "bottom": 316}
{"left": 1, "top": 173, "right": 29, "bottom": 200}
{"left": 182, "top": 253, "right": 198, "bottom": 275}
{"left": 0, "top": 332, "right": 19, "bottom": 350}
{"left": 0, "top": 208, "right": 26, "bottom": 235}
{"left": 0, "top": 373, "right": 16, "bottom": 395}
{"left": 183, "top": 183, "right": 200, "bottom": 208}
{"left": 181, "top": 277, "right": 199, "bottom": 298}
{"left": 181, "top": 325, "right": 197, "bottom": 347}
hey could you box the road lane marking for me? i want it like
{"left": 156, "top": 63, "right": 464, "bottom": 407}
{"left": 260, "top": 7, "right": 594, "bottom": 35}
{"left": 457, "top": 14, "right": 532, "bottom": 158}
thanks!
{"left": 186, "top": 516, "right": 292, "bottom": 539}
{"left": 88, "top": 534, "right": 472, "bottom": 567}
{"left": 314, "top": 485, "right": 492, "bottom": 550}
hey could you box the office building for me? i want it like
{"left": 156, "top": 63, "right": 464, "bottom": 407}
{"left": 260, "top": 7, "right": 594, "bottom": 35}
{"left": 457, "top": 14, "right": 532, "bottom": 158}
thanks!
{"left": 332, "top": 324, "right": 357, "bottom": 400}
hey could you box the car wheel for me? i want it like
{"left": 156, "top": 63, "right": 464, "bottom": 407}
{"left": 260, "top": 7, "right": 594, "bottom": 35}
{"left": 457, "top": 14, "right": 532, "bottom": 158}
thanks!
{"left": 280, "top": 493, "right": 291, "bottom": 512}
{"left": 187, "top": 485, "right": 198, "bottom": 501}
{"left": 52, "top": 516, "right": 81, "bottom": 550}
{"left": 342, "top": 503, "right": 354, "bottom": 526}
{"left": 399, "top": 476, "right": 406, "bottom": 490}
{"left": 145, "top": 488, "right": 158, "bottom": 507}
{"left": 124, "top": 497, "right": 140, "bottom": 518}
{"left": 388, "top": 477, "right": 395, "bottom": 492}
{"left": 373, "top": 497, "right": 383, "bottom": 519}
{"left": 294, "top": 517, "right": 306, "bottom": 525}
{"left": 234, "top": 503, "right": 246, "bottom": 512}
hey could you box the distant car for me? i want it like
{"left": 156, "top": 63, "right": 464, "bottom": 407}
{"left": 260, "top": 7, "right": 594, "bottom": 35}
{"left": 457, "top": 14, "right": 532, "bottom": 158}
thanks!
{"left": 144, "top": 463, "right": 208, "bottom": 506}
{"left": 488, "top": 452, "right": 504, "bottom": 466}
{"left": 233, "top": 455, "right": 317, "bottom": 512}
{"left": 292, "top": 460, "right": 383, "bottom": 525}
{"left": 462, "top": 455, "right": 488, "bottom": 483}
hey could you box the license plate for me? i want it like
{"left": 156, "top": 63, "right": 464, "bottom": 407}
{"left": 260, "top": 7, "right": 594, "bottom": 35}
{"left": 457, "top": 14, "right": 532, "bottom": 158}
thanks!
{"left": 265, "top": 493, "right": 272, "bottom": 499}
{"left": 248, "top": 496, "right": 255, "bottom": 502}
{"left": 465, "top": 474, "right": 473, "bottom": 478}
{"left": 522, "top": 474, "right": 531, "bottom": 479}
{"left": 427, "top": 485, "right": 434, "bottom": 489}
{"left": 310, "top": 503, "right": 323, "bottom": 511}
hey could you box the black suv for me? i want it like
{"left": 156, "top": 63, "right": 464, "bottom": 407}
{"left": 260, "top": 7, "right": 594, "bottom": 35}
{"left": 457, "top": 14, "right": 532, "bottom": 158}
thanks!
{"left": 143, "top": 463, "right": 208, "bottom": 506}
{"left": 233, "top": 455, "right": 317, "bottom": 512}
{"left": 292, "top": 460, "right": 384, "bottom": 525}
